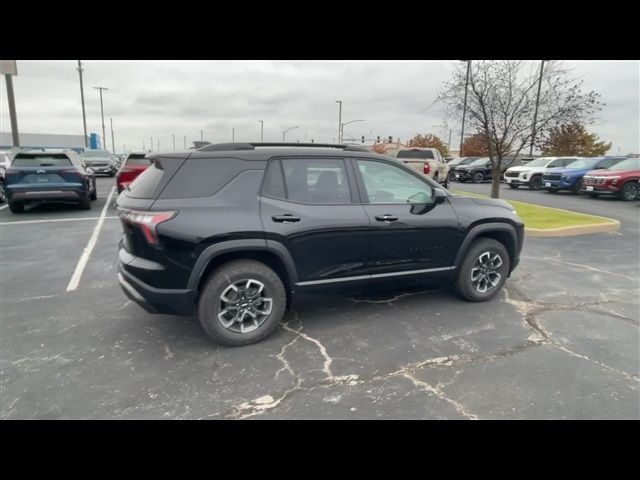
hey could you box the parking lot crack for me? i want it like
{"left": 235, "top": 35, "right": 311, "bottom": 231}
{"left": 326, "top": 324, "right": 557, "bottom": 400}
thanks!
{"left": 547, "top": 255, "right": 639, "bottom": 284}
{"left": 401, "top": 372, "right": 478, "bottom": 420}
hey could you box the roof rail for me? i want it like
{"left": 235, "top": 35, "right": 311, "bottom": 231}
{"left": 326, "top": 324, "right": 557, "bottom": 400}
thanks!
{"left": 196, "top": 142, "right": 369, "bottom": 152}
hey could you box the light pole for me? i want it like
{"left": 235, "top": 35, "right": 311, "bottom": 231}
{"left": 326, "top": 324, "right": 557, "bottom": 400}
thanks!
{"left": 335, "top": 100, "right": 342, "bottom": 143}
{"left": 93, "top": 86, "right": 109, "bottom": 149}
{"left": 459, "top": 60, "right": 471, "bottom": 155}
{"left": 77, "top": 61, "right": 88, "bottom": 148}
{"left": 199, "top": 130, "right": 204, "bottom": 141}
{"left": 282, "top": 126, "right": 299, "bottom": 142}
{"left": 184, "top": 135, "right": 186, "bottom": 150}
{"left": 529, "top": 60, "right": 545, "bottom": 157}
{"left": 232, "top": 128, "right": 235, "bottom": 142}
{"left": 150, "top": 137, "right": 153, "bottom": 151}
{"left": 259, "top": 120, "right": 264, "bottom": 142}
{"left": 341, "top": 119, "right": 365, "bottom": 141}
{"left": 172, "top": 133, "right": 176, "bottom": 150}
{"left": 110, "top": 117, "right": 115, "bottom": 153}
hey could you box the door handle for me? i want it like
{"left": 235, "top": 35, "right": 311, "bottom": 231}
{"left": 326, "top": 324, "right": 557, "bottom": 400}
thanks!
{"left": 272, "top": 214, "right": 301, "bottom": 223}
{"left": 375, "top": 214, "right": 398, "bottom": 222}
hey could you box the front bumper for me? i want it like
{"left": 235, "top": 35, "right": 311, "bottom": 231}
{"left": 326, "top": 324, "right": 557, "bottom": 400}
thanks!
{"left": 580, "top": 184, "right": 619, "bottom": 194}
{"left": 452, "top": 170, "right": 472, "bottom": 181}
{"left": 504, "top": 177, "right": 528, "bottom": 186}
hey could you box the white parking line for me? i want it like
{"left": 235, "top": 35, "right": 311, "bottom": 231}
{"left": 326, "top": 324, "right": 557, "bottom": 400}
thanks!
{"left": 66, "top": 186, "right": 116, "bottom": 292}
{"left": 0, "top": 204, "right": 8, "bottom": 211}
{"left": 1, "top": 216, "right": 118, "bottom": 226}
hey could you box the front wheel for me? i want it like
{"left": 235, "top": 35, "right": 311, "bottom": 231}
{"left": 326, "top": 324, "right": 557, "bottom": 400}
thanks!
{"left": 90, "top": 180, "right": 97, "bottom": 200}
{"left": 473, "top": 172, "right": 484, "bottom": 183}
{"left": 621, "top": 182, "right": 638, "bottom": 201}
{"left": 528, "top": 175, "right": 542, "bottom": 190}
{"left": 508, "top": 184, "right": 519, "bottom": 189}
{"left": 0, "top": 180, "right": 6, "bottom": 203}
{"left": 198, "top": 260, "right": 286, "bottom": 346}
{"left": 454, "top": 238, "right": 510, "bottom": 302}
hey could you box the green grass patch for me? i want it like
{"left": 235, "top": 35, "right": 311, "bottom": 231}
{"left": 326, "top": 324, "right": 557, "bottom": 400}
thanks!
{"left": 451, "top": 190, "right": 613, "bottom": 230}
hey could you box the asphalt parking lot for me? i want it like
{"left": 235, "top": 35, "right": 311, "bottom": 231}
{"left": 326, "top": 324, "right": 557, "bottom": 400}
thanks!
{"left": 1, "top": 178, "right": 638, "bottom": 419}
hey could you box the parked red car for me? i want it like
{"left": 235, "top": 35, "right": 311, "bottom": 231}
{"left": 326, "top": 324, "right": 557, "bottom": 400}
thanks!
{"left": 581, "top": 157, "right": 640, "bottom": 200}
{"left": 116, "top": 152, "right": 153, "bottom": 193}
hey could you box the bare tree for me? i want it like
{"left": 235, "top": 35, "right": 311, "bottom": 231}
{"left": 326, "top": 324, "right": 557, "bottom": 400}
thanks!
{"left": 437, "top": 61, "right": 603, "bottom": 198}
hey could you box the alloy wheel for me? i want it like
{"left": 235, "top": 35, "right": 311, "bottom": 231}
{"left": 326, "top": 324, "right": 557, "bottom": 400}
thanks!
{"left": 470, "top": 251, "right": 503, "bottom": 294}
{"left": 218, "top": 279, "right": 273, "bottom": 334}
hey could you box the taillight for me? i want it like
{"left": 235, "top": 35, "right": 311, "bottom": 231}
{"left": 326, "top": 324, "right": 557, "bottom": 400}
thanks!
{"left": 120, "top": 167, "right": 137, "bottom": 173}
{"left": 120, "top": 210, "right": 176, "bottom": 245}
{"left": 423, "top": 163, "right": 431, "bottom": 175}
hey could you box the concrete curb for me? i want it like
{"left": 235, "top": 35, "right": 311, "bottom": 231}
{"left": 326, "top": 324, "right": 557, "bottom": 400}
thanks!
{"left": 526, "top": 219, "right": 621, "bottom": 237}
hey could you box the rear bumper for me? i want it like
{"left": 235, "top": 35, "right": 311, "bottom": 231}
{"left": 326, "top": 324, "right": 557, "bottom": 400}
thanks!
{"left": 90, "top": 166, "right": 113, "bottom": 174}
{"left": 117, "top": 251, "right": 197, "bottom": 316}
{"left": 6, "top": 187, "right": 83, "bottom": 202}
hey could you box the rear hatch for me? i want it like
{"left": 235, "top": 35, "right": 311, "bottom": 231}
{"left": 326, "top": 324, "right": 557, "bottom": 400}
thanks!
{"left": 117, "top": 153, "right": 189, "bottom": 259}
{"left": 6, "top": 153, "right": 84, "bottom": 188}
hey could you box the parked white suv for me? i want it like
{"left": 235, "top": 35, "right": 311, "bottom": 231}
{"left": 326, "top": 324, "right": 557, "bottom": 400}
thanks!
{"left": 396, "top": 147, "right": 450, "bottom": 188}
{"left": 503, "top": 156, "right": 579, "bottom": 190}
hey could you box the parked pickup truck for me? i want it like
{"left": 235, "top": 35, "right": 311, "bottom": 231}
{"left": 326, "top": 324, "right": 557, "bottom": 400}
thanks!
{"left": 395, "top": 148, "right": 450, "bottom": 189}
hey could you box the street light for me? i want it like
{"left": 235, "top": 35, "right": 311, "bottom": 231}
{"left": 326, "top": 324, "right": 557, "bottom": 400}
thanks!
{"left": 77, "top": 61, "right": 88, "bottom": 148}
{"left": 282, "top": 126, "right": 299, "bottom": 142}
{"left": 93, "top": 86, "right": 109, "bottom": 149}
{"left": 258, "top": 120, "right": 264, "bottom": 142}
{"left": 341, "top": 119, "right": 365, "bottom": 141}
{"left": 335, "top": 100, "right": 342, "bottom": 143}
{"left": 199, "top": 130, "right": 204, "bottom": 141}
{"left": 459, "top": 60, "right": 471, "bottom": 155}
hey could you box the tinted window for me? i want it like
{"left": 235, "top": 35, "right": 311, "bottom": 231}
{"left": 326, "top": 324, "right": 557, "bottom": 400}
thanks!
{"left": 281, "top": 158, "right": 350, "bottom": 204}
{"left": 357, "top": 160, "right": 433, "bottom": 204}
{"left": 12, "top": 154, "right": 72, "bottom": 167}
{"left": 159, "top": 156, "right": 249, "bottom": 199}
{"left": 127, "top": 163, "right": 165, "bottom": 198}
{"left": 262, "top": 160, "right": 286, "bottom": 199}
{"left": 84, "top": 150, "right": 111, "bottom": 159}
{"left": 126, "top": 154, "right": 152, "bottom": 166}
{"left": 396, "top": 150, "right": 435, "bottom": 160}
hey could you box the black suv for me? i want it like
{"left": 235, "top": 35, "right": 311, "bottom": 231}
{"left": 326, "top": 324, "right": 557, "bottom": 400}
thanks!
{"left": 117, "top": 143, "right": 524, "bottom": 346}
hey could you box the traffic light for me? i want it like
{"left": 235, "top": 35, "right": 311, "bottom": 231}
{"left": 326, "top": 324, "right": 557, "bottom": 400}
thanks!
{"left": 361, "top": 135, "right": 365, "bottom": 143}
{"left": 376, "top": 135, "right": 380, "bottom": 143}
{"left": 388, "top": 136, "right": 393, "bottom": 143}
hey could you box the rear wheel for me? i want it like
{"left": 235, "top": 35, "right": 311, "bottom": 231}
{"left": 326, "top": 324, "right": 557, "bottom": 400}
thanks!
{"left": 198, "top": 260, "right": 286, "bottom": 346}
{"left": 0, "top": 180, "right": 6, "bottom": 203}
{"left": 571, "top": 182, "right": 582, "bottom": 195}
{"left": 473, "top": 172, "right": 484, "bottom": 183}
{"left": 8, "top": 201, "right": 24, "bottom": 213}
{"left": 78, "top": 191, "right": 91, "bottom": 210}
{"left": 90, "top": 180, "right": 97, "bottom": 200}
{"left": 454, "top": 238, "right": 510, "bottom": 302}
{"left": 621, "top": 182, "right": 638, "bottom": 201}
{"left": 508, "top": 184, "right": 519, "bottom": 189}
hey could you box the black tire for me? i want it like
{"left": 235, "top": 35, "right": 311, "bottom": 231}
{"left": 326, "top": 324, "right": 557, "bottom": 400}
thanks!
{"left": 441, "top": 177, "right": 450, "bottom": 190}
{"left": 586, "top": 193, "right": 599, "bottom": 198}
{"left": 546, "top": 187, "right": 559, "bottom": 193}
{"left": 508, "top": 184, "right": 519, "bottom": 189}
{"left": 8, "top": 201, "right": 24, "bottom": 213}
{"left": 454, "top": 237, "right": 510, "bottom": 302}
{"left": 78, "top": 191, "right": 91, "bottom": 210}
{"left": 528, "top": 175, "right": 542, "bottom": 190}
{"left": 620, "top": 182, "right": 638, "bottom": 201}
{"left": 571, "top": 182, "right": 582, "bottom": 195}
{"left": 198, "top": 259, "right": 286, "bottom": 346}
{"left": 0, "top": 180, "right": 6, "bottom": 203}
{"left": 473, "top": 172, "right": 484, "bottom": 183}
{"left": 90, "top": 181, "right": 97, "bottom": 201}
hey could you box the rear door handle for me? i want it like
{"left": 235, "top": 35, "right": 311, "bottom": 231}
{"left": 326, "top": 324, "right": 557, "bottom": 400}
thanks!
{"left": 375, "top": 214, "right": 398, "bottom": 222}
{"left": 272, "top": 214, "right": 300, "bottom": 223}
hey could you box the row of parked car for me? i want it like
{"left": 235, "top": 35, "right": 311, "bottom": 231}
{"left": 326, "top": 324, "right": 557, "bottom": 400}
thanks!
{"left": 0, "top": 147, "right": 152, "bottom": 212}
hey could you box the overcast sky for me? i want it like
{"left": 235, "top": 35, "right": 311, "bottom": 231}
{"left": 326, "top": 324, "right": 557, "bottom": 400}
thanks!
{"left": 1, "top": 60, "right": 638, "bottom": 154}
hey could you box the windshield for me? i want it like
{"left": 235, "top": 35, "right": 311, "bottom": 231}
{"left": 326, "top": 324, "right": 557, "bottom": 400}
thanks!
{"left": 469, "top": 158, "right": 489, "bottom": 166}
{"left": 397, "top": 150, "right": 435, "bottom": 160}
{"left": 608, "top": 158, "right": 639, "bottom": 171}
{"left": 565, "top": 158, "right": 600, "bottom": 169}
{"left": 84, "top": 150, "right": 111, "bottom": 159}
{"left": 524, "top": 157, "right": 555, "bottom": 167}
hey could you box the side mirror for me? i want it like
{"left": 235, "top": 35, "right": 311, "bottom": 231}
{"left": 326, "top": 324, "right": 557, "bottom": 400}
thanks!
{"left": 433, "top": 189, "right": 447, "bottom": 204}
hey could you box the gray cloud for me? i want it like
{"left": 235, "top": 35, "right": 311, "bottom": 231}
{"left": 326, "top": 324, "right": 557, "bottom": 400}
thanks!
{"left": 1, "top": 60, "right": 637, "bottom": 154}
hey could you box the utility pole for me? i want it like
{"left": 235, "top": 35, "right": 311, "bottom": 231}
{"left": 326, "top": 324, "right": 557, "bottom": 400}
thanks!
{"left": 110, "top": 118, "right": 115, "bottom": 153}
{"left": 529, "top": 60, "right": 545, "bottom": 157}
{"left": 1, "top": 60, "right": 20, "bottom": 146}
{"left": 150, "top": 137, "right": 153, "bottom": 151}
{"left": 93, "top": 86, "right": 109, "bottom": 149}
{"left": 335, "top": 100, "right": 342, "bottom": 143}
{"left": 232, "top": 128, "right": 235, "bottom": 142}
{"left": 172, "top": 133, "right": 175, "bottom": 150}
{"left": 157, "top": 139, "right": 159, "bottom": 151}
{"left": 184, "top": 135, "right": 186, "bottom": 150}
{"left": 77, "top": 61, "right": 88, "bottom": 148}
{"left": 259, "top": 120, "right": 264, "bottom": 141}
{"left": 199, "top": 130, "right": 203, "bottom": 141}
{"left": 459, "top": 60, "right": 471, "bottom": 155}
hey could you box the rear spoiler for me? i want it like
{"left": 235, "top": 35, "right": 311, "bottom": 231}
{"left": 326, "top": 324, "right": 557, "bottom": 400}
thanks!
{"left": 190, "top": 141, "right": 211, "bottom": 150}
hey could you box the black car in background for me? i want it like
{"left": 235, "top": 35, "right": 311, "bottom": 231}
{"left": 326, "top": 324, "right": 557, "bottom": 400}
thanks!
{"left": 447, "top": 157, "right": 480, "bottom": 180}
{"left": 116, "top": 143, "right": 524, "bottom": 346}
{"left": 452, "top": 157, "right": 492, "bottom": 183}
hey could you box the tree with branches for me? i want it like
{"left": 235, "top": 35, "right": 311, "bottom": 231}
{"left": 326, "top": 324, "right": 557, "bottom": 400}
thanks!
{"left": 408, "top": 133, "right": 449, "bottom": 157}
{"left": 437, "top": 61, "right": 603, "bottom": 198}
{"left": 461, "top": 133, "right": 490, "bottom": 156}
{"left": 539, "top": 122, "right": 611, "bottom": 156}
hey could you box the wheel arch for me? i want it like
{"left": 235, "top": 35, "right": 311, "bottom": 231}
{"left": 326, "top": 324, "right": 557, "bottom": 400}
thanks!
{"left": 454, "top": 223, "right": 518, "bottom": 274}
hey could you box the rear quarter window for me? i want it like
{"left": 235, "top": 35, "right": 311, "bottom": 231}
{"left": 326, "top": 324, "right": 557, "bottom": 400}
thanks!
{"left": 158, "top": 156, "right": 253, "bottom": 199}
{"left": 396, "top": 150, "right": 435, "bottom": 160}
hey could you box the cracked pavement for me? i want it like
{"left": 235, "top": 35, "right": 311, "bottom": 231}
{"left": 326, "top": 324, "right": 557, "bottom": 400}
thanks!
{"left": 1, "top": 179, "right": 639, "bottom": 419}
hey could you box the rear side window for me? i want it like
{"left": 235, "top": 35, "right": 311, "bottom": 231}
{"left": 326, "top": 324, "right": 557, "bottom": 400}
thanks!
{"left": 278, "top": 158, "right": 351, "bottom": 204}
{"left": 397, "top": 150, "right": 435, "bottom": 160}
{"left": 12, "top": 154, "right": 72, "bottom": 167}
{"left": 262, "top": 160, "right": 286, "bottom": 199}
{"left": 597, "top": 158, "right": 622, "bottom": 169}
{"left": 158, "top": 156, "right": 249, "bottom": 199}
{"left": 127, "top": 163, "right": 165, "bottom": 198}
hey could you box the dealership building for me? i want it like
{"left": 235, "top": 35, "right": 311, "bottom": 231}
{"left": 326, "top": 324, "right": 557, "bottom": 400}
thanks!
{"left": 0, "top": 132, "right": 103, "bottom": 152}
